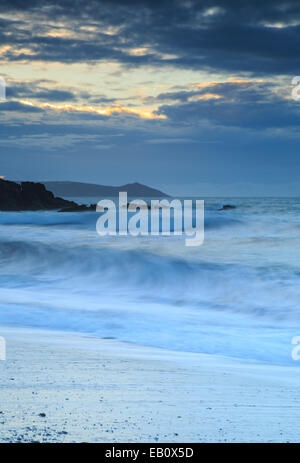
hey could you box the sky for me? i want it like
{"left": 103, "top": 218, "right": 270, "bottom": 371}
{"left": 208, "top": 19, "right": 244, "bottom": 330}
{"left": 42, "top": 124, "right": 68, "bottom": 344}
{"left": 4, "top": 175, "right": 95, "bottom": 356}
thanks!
{"left": 0, "top": 0, "right": 300, "bottom": 196}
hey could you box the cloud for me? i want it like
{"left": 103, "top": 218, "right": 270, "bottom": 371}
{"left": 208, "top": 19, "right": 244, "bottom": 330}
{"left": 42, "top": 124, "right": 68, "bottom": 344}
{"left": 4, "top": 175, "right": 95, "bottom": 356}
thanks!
{"left": 0, "top": 1, "right": 300, "bottom": 75}
{"left": 0, "top": 100, "right": 43, "bottom": 112}
{"left": 10, "top": 99, "right": 166, "bottom": 120}
{"left": 6, "top": 80, "right": 79, "bottom": 102}
{"left": 156, "top": 79, "right": 300, "bottom": 130}
{"left": 1, "top": 1, "right": 300, "bottom": 194}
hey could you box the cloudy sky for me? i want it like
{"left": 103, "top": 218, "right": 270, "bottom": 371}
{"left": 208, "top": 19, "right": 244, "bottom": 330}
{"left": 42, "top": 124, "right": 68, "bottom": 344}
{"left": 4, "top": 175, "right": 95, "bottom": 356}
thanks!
{"left": 1, "top": 0, "right": 300, "bottom": 195}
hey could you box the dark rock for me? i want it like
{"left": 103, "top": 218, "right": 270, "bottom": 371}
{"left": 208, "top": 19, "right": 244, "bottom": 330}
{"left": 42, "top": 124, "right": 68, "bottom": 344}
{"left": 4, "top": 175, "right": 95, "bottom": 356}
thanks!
{"left": 58, "top": 204, "right": 96, "bottom": 212}
{"left": 218, "top": 204, "right": 236, "bottom": 211}
{"left": 0, "top": 178, "right": 84, "bottom": 211}
{"left": 38, "top": 413, "right": 46, "bottom": 418}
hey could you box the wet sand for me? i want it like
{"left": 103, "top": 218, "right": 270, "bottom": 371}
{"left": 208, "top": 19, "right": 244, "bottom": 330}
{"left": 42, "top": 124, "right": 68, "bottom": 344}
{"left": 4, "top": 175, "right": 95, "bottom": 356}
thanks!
{"left": 0, "top": 326, "right": 299, "bottom": 443}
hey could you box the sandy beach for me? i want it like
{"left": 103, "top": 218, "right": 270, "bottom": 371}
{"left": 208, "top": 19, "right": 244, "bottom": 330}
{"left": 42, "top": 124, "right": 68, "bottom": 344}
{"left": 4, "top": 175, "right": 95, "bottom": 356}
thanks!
{"left": 0, "top": 326, "right": 299, "bottom": 443}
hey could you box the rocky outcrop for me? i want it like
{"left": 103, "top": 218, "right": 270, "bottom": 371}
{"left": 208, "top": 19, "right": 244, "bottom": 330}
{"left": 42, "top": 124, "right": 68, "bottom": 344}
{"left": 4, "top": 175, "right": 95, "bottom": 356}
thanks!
{"left": 0, "top": 179, "right": 86, "bottom": 211}
{"left": 218, "top": 204, "right": 236, "bottom": 211}
{"left": 59, "top": 204, "right": 96, "bottom": 212}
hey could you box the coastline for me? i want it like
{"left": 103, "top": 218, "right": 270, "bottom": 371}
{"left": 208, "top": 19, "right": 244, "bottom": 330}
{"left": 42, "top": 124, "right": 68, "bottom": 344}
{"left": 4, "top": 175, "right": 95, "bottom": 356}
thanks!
{"left": 0, "top": 326, "right": 299, "bottom": 443}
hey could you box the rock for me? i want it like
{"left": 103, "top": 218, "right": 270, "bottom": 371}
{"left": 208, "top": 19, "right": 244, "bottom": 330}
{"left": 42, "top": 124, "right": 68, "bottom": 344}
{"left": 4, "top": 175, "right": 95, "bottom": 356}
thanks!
{"left": 38, "top": 413, "right": 46, "bottom": 418}
{"left": 58, "top": 204, "right": 96, "bottom": 212}
{"left": 0, "top": 178, "right": 89, "bottom": 212}
{"left": 218, "top": 204, "right": 236, "bottom": 211}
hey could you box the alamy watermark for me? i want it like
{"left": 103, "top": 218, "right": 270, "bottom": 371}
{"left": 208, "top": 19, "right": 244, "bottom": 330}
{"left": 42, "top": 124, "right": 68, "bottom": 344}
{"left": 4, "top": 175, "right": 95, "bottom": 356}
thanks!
{"left": 0, "top": 76, "right": 6, "bottom": 101}
{"left": 96, "top": 192, "right": 204, "bottom": 246}
{"left": 291, "top": 336, "right": 300, "bottom": 360}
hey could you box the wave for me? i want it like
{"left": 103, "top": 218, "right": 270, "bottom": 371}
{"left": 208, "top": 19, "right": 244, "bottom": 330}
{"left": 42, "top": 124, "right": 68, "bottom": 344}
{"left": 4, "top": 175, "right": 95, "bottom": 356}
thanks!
{"left": 1, "top": 198, "right": 300, "bottom": 365}
{"left": 0, "top": 208, "right": 299, "bottom": 240}
{"left": 1, "top": 237, "right": 300, "bottom": 318}
{"left": 0, "top": 210, "right": 97, "bottom": 227}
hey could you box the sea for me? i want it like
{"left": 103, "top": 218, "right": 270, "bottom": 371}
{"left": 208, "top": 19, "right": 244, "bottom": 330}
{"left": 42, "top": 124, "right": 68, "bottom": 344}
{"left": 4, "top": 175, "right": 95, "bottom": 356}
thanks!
{"left": 0, "top": 196, "right": 300, "bottom": 366}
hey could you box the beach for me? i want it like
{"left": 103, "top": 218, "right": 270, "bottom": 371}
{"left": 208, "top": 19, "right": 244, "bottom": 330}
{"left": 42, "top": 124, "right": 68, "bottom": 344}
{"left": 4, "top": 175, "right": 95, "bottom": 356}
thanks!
{"left": 0, "top": 326, "right": 299, "bottom": 443}
{"left": 1, "top": 198, "right": 300, "bottom": 442}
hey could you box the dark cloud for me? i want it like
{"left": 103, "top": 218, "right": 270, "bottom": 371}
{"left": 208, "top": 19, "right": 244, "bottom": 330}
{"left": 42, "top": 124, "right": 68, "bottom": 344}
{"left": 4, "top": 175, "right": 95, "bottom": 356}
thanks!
{"left": 6, "top": 81, "right": 119, "bottom": 104}
{"left": 152, "top": 80, "right": 277, "bottom": 103}
{"left": 1, "top": 1, "right": 300, "bottom": 74}
{"left": 0, "top": 101, "right": 43, "bottom": 112}
{"left": 156, "top": 80, "right": 300, "bottom": 129}
{"left": 6, "top": 81, "right": 78, "bottom": 102}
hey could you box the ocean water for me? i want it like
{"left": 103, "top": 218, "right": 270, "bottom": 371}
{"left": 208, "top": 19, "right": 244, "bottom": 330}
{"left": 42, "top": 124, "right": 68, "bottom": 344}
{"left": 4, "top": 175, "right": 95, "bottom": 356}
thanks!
{"left": 1, "top": 196, "right": 300, "bottom": 365}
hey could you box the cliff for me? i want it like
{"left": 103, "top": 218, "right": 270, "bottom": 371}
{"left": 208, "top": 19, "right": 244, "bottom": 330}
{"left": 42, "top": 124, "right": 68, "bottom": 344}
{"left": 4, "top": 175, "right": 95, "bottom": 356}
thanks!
{"left": 0, "top": 179, "right": 80, "bottom": 211}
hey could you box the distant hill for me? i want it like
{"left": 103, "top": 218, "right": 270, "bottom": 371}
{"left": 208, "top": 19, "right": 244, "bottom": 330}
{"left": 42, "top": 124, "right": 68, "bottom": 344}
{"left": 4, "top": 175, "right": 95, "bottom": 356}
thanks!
{"left": 43, "top": 181, "right": 169, "bottom": 197}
